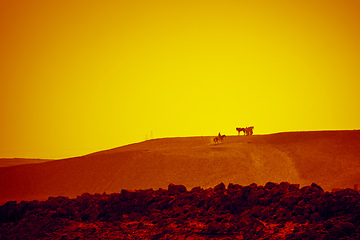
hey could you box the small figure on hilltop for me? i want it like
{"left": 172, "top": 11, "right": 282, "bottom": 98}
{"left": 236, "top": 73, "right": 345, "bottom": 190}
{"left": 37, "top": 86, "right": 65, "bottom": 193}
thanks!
{"left": 236, "top": 126, "right": 254, "bottom": 136}
{"left": 236, "top": 127, "right": 246, "bottom": 135}
{"left": 214, "top": 132, "right": 226, "bottom": 144}
{"left": 245, "top": 126, "right": 254, "bottom": 136}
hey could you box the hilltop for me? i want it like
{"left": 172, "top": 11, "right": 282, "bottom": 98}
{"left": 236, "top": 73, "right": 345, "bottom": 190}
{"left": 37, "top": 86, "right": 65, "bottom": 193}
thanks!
{"left": 1, "top": 130, "right": 360, "bottom": 204}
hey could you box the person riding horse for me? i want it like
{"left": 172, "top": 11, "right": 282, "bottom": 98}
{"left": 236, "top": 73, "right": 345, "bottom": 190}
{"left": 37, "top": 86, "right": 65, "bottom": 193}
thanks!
{"left": 214, "top": 132, "right": 226, "bottom": 144}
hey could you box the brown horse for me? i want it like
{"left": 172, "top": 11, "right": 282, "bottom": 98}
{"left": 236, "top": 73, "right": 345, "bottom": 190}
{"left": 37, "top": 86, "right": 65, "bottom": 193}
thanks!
{"left": 236, "top": 127, "right": 246, "bottom": 135}
{"left": 245, "top": 126, "right": 254, "bottom": 136}
{"left": 236, "top": 126, "right": 254, "bottom": 136}
{"left": 214, "top": 133, "right": 226, "bottom": 144}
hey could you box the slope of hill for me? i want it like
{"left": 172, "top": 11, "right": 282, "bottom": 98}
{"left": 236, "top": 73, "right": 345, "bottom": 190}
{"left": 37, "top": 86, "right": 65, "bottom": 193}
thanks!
{"left": 0, "top": 158, "right": 51, "bottom": 168}
{"left": 1, "top": 130, "right": 360, "bottom": 204}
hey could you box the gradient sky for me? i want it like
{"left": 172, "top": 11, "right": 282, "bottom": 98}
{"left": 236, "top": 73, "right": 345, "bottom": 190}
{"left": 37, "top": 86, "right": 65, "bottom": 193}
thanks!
{"left": 1, "top": 0, "right": 360, "bottom": 159}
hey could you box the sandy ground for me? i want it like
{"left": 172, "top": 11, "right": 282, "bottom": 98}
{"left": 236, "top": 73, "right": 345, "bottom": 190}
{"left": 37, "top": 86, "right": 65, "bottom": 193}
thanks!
{"left": 1, "top": 130, "right": 360, "bottom": 204}
{"left": 0, "top": 159, "right": 51, "bottom": 168}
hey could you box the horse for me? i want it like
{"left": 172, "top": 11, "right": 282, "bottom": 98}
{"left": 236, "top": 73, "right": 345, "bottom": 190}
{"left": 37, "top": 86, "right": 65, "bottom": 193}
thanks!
{"left": 214, "top": 133, "right": 226, "bottom": 144}
{"left": 236, "top": 127, "right": 246, "bottom": 135}
{"left": 236, "top": 126, "right": 254, "bottom": 136}
{"left": 245, "top": 126, "right": 254, "bottom": 136}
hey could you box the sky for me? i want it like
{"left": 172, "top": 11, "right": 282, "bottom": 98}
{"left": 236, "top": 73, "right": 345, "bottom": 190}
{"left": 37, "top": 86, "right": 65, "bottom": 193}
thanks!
{"left": 1, "top": 0, "right": 360, "bottom": 159}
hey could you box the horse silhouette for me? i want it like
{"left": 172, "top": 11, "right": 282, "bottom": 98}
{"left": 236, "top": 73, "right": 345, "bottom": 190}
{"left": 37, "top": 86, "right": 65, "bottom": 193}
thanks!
{"left": 214, "top": 132, "right": 226, "bottom": 144}
{"left": 236, "top": 126, "right": 254, "bottom": 136}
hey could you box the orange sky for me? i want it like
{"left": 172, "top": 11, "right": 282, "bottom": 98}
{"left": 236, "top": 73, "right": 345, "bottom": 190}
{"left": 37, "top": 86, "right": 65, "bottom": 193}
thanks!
{"left": 1, "top": 0, "right": 360, "bottom": 159}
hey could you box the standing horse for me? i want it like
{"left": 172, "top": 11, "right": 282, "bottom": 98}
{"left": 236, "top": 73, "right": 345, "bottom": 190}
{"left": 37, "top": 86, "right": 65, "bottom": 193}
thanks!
{"left": 236, "top": 126, "right": 254, "bottom": 136}
{"left": 245, "top": 126, "right": 254, "bottom": 136}
{"left": 236, "top": 127, "right": 246, "bottom": 135}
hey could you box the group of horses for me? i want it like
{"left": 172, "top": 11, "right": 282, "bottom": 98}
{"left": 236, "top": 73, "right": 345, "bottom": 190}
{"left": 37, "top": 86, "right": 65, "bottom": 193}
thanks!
{"left": 236, "top": 126, "right": 254, "bottom": 136}
{"left": 213, "top": 126, "right": 254, "bottom": 144}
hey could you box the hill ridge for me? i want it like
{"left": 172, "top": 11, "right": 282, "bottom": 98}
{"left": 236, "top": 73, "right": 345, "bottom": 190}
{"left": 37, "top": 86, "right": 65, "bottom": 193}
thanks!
{"left": 1, "top": 130, "right": 360, "bottom": 204}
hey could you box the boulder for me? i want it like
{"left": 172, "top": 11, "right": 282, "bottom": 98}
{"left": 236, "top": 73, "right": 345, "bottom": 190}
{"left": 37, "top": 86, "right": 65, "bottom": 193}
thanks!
{"left": 168, "top": 184, "right": 187, "bottom": 194}
{"left": 264, "top": 182, "right": 278, "bottom": 189}
{"left": 329, "top": 221, "right": 356, "bottom": 237}
{"left": 214, "top": 182, "right": 226, "bottom": 191}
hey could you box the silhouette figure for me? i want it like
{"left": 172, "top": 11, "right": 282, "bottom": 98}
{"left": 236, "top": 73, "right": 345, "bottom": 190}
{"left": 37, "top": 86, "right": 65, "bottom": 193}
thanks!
{"left": 245, "top": 126, "right": 254, "bottom": 136}
{"left": 236, "top": 126, "right": 254, "bottom": 136}
{"left": 236, "top": 127, "right": 246, "bottom": 135}
{"left": 214, "top": 133, "right": 226, "bottom": 144}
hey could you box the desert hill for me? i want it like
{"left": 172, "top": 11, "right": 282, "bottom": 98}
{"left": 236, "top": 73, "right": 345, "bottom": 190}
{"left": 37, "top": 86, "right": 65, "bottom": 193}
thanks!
{"left": 0, "top": 158, "right": 50, "bottom": 168}
{"left": 1, "top": 130, "right": 360, "bottom": 204}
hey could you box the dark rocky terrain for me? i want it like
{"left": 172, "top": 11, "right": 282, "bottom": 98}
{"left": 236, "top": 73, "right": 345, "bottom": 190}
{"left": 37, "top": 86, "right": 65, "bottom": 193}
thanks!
{"left": 2, "top": 182, "right": 360, "bottom": 239}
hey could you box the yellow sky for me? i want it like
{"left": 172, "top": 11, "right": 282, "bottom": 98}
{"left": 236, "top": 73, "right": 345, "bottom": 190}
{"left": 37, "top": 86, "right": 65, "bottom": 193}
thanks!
{"left": 1, "top": 0, "right": 360, "bottom": 159}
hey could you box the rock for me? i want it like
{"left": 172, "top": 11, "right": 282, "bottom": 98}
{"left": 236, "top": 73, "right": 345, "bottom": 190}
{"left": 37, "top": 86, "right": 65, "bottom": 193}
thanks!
{"left": 281, "top": 193, "right": 301, "bottom": 207}
{"left": 214, "top": 182, "right": 226, "bottom": 191}
{"left": 168, "top": 184, "right": 187, "bottom": 194}
{"left": 329, "top": 221, "right": 356, "bottom": 237}
{"left": 190, "top": 186, "right": 202, "bottom": 193}
{"left": 250, "top": 205, "right": 263, "bottom": 217}
{"left": 289, "top": 184, "right": 300, "bottom": 192}
{"left": 323, "top": 219, "right": 334, "bottom": 230}
{"left": 279, "top": 182, "right": 291, "bottom": 190}
{"left": 311, "top": 183, "right": 324, "bottom": 193}
{"left": 1, "top": 201, "right": 19, "bottom": 222}
{"left": 228, "top": 183, "right": 242, "bottom": 191}
{"left": 310, "top": 212, "right": 321, "bottom": 222}
{"left": 56, "top": 208, "right": 68, "bottom": 217}
{"left": 236, "top": 217, "right": 249, "bottom": 229}
{"left": 264, "top": 182, "right": 278, "bottom": 189}
{"left": 292, "top": 214, "right": 306, "bottom": 224}
{"left": 120, "top": 189, "right": 136, "bottom": 200}
{"left": 207, "top": 220, "right": 222, "bottom": 233}
{"left": 275, "top": 207, "right": 287, "bottom": 218}
{"left": 249, "top": 183, "right": 257, "bottom": 187}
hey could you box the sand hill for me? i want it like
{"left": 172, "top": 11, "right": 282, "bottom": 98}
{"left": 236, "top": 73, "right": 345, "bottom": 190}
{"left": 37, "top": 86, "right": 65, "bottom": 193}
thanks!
{"left": 1, "top": 130, "right": 360, "bottom": 204}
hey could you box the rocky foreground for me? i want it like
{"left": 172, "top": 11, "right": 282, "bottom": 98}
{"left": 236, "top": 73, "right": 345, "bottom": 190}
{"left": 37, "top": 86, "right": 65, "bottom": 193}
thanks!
{"left": 1, "top": 182, "right": 360, "bottom": 239}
